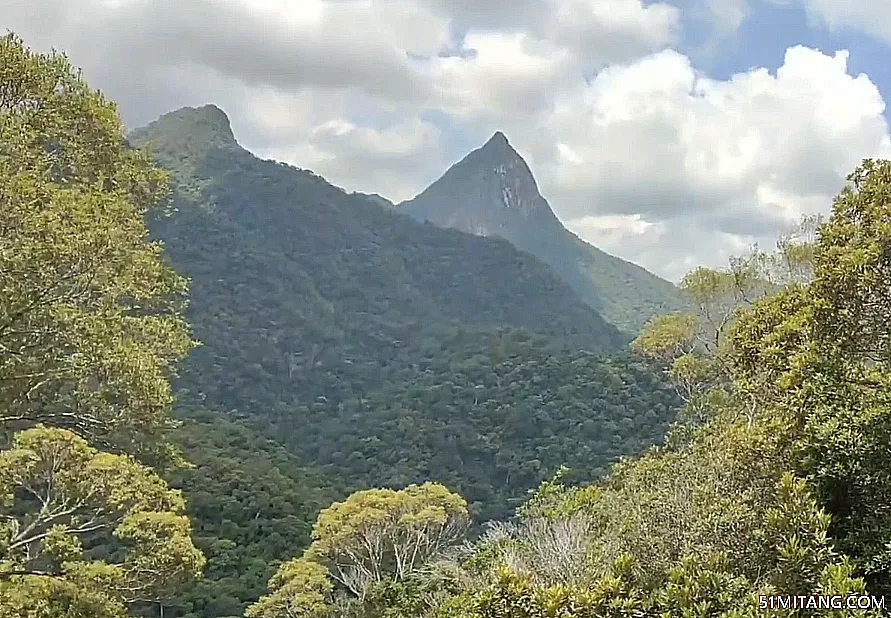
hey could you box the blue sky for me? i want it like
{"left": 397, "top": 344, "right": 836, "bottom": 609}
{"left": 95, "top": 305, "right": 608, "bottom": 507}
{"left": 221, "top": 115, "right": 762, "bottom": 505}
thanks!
{"left": 3, "top": 0, "right": 890, "bottom": 280}
{"left": 682, "top": 0, "right": 891, "bottom": 98}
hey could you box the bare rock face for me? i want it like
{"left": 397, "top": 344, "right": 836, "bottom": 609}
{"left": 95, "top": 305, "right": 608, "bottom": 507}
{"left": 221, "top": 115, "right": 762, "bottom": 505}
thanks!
{"left": 401, "top": 131, "right": 561, "bottom": 240}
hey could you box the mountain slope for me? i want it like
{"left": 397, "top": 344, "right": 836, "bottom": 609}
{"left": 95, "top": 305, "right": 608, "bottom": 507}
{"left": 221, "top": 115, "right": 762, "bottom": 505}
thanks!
{"left": 130, "top": 106, "right": 625, "bottom": 362}
{"left": 167, "top": 414, "right": 340, "bottom": 618}
{"left": 400, "top": 132, "right": 684, "bottom": 332}
{"left": 129, "top": 103, "right": 678, "bottom": 524}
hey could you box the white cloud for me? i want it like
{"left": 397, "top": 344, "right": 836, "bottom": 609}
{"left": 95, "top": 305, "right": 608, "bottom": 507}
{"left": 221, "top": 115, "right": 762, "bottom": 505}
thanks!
{"left": 431, "top": 32, "right": 578, "bottom": 120}
{"left": 789, "top": 0, "right": 891, "bottom": 45}
{"left": 2, "top": 0, "right": 890, "bottom": 280}
{"left": 538, "top": 0, "right": 680, "bottom": 67}
{"left": 413, "top": 0, "right": 680, "bottom": 67}
{"left": 257, "top": 114, "right": 448, "bottom": 201}
{"left": 569, "top": 215, "right": 753, "bottom": 281}
{"left": 501, "top": 45, "right": 891, "bottom": 278}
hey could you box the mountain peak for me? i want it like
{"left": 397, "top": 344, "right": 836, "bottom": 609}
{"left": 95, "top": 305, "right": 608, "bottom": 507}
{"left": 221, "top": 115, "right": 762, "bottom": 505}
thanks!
{"left": 128, "top": 104, "right": 238, "bottom": 151}
{"left": 191, "top": 104, "right": 235, "bottom": 138}
{"left": 485, "top": 130, "right": 510, "bottom": 146}
{"left": 401, "top": 131, "right": 557, "bottom": 240}
{"left": 401, "top": 133, "right": 683, "bottom": 333}
{"left": 459, "top": 132, "right": 544, "bottom": 210}
{"left": 477, "top": 130, "right": 519, "bottom": 160}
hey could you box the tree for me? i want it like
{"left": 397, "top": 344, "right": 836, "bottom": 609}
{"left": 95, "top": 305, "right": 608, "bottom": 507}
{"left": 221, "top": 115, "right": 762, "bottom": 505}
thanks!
{"left": 730, "top": 160, "right": 891, "bottom": 594}
{"left": 0, "top": 33, "right": 193, "bottom": 454}
{"left": 245, "top": 559, "right": 332, "bottom": 618}
{"left": 0, "top": 34, "right": 204, "bottom": 615}
{"left": 632, "top": 216, "right": 819, "bottom": 440}
{"left": 468, "top": 512, "right": 596, "bottom": 588}
{"left": 0, "top": 426, "right": 205, "bottom": 614}
{"left": 594, "top": 162, "right": 891, "bottom": 602}
{"left": 306, "top": 483, "right": 469, "bottom": 598}
{"left": 248, "top": 483, "right": 469, "bottom": 618}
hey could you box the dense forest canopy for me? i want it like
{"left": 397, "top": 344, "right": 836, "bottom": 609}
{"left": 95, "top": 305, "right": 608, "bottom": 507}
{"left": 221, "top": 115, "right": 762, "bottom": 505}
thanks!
{"left": 125, "top": 103, "right": 683, "bottom": 616}
{"left": 245, "top": 159, "right": 891, "bottom": 618}
{"left": 5, "top": 32, "right": 891, "bottom": 618}
{"left": 126, "top": 106, "right": 683, "bottom": 521}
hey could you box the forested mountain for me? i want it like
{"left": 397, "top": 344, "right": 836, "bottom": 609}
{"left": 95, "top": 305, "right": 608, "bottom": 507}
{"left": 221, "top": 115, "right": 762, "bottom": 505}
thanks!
{"left": 400, "top": 132, "right": 684, "bottom": 332}
{"left": 129, "top": 105, "right": 626, "bottom": 361}
{"left": 127, "top": 106, "right": 681, "bottom": 508}
{"left": 125, "top": 105, "right": 681, "bottom": 616}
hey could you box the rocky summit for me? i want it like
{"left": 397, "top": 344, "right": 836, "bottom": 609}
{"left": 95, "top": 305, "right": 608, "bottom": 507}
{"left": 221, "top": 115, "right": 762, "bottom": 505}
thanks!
{"left": 401, "top": 132, "right": 684, "bottom": 333}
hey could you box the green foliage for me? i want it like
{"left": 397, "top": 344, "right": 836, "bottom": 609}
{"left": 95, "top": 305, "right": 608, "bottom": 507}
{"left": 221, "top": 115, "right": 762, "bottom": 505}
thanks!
{"left": 516, "top": 468, "right": 600, "bottom": 521}
{"left": 428, "top": 161, "right": 891, "bottom": 618}
{"left": 306, "top": 483, "right": 469, "bottom": 594}
{"left": 728, "top": 160, "right": 891, "bottom": 594}
{"left": 245, "top": 559, "right": 332, "bottom": 618}
{"left": 0, "top": 425, "right": 205, "bottom": 615}
{"left": 633, "top": 217, "right": 823, "bottom": 444}
{"left": 270, "top": 339, "right": 677, "bottom": 523}
{"left": 0, "top": 34, "right": 194, "bottom": 457}
{"left": 127, "top": 106, "right": 679, "bottom": 529}
{"left": 356, "top": 572, "right": 466, "bottom": 618}
{"left": 444, "top": 563, "right": 648, "bottom": 618}
{"left": 0, "top": 35, "right": 204, "bottom": 617}
{"left": 0, "top": 426, "right": 203, "bottom": 590}
{"left": 631, "top": 313, "right": 698, "bottom": 361}
{"left": 249, "top": 484, "right": 469, "bottom": 618}
{"left": 763, "top": 473, "right": 835, "bottom": 594}
{"left": 0, "top": 573, "right": 129, "bottom": 618}
{"left": 162, "top": 415, "right": 339, "bottom": 618}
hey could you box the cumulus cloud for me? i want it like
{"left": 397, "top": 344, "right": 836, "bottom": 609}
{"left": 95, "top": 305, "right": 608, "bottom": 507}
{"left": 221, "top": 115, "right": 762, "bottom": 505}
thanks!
{"left": 503, "top": 46, "right": 891, "bottom": 278}
{"left": 555, "top": 45, "right": 888, "bottom": 213}
{"left": 2, "top": 0, "right": 890, "bottom": 280}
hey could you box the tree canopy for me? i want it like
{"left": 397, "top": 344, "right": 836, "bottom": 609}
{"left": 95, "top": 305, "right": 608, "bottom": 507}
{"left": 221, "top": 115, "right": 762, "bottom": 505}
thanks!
{"left": 244, "top": 160, "right": 891, "bottom": 618}
{"left": 0, "top": 33, "right": 193, "bottom": 455}
{"left": 430, "top": 162, "right": 891, "bottom": 617}
{"left": 247, "top": 483, "right": 469, "bottom": 618}
{"left": 0, "top": 34, "right": 203, "bottom": 617}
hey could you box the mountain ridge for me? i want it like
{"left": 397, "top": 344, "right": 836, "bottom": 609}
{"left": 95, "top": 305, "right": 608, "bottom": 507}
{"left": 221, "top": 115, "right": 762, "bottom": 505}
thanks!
{"left": 122, "top": 106, "right": 681, "bottom": 615}
{"left": 128, "top": 106, "right": 628, "bottom": 377}
{"left": 124, "top": 105, "right": 681, "bottom": 520}
{"left": 400, "top": 132, "right": 684, "bottom": 332}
